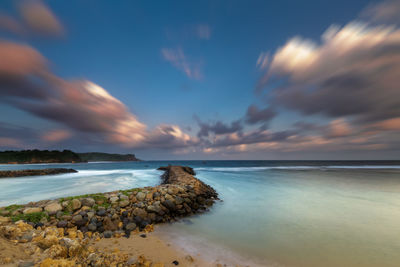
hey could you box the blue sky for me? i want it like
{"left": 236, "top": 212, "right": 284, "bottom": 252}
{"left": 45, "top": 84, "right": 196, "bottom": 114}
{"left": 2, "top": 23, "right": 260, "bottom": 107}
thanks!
{"left": 0, "top": 0, "right": 400, "bottom": 159}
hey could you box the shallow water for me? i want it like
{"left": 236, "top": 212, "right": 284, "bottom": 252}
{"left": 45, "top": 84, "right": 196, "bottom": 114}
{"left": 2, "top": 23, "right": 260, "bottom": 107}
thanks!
{"left": 1, "top": 161, "right": 400, "bottom": 266}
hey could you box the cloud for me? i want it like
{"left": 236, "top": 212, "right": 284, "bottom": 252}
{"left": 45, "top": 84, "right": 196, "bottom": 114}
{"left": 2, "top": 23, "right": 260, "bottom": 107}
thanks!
{"left": 0, "top": 0, "right": 63, "bottom": 37}
{"left": 41, "top": 129, "right": 72, "bottom": 142}
{"left": 144, "top": 125, "right": 199, "bottom": 149}
{"left": 161, "top": 47, "right": 202, "bottom": 79}
{"left": 196, "top": 24, "right": 211, "bottom": 40}
{"left": 327, "top": 119, "right": 352, "bottom": 138}
{"left": 195, "top": 116, "right": 243, "bottom": 138}
{"left": 209, "top": 128, "right": 295, "bottom": 148}
{"left": 256, "top": 52, "right": 269, "bottom": 70}
{"left": 0, "top": 21, "right": 194, "bottom": 151}
{"left": 0, "top": 14, "right": 25, "bottom": 35}
{"left": 361, "top": 0, "right": 400, "bottom": 24}
{"left": 0, "top": 41, "right": 47, "bottom": 77}
{"left": 19, "top": 0, "right": 64, "bottom": 36}
{"left": 245, "top": 105, "right": 276, "bottom": 125}
{"left": 257, "top": 21, "right": 400, "bottom": 125}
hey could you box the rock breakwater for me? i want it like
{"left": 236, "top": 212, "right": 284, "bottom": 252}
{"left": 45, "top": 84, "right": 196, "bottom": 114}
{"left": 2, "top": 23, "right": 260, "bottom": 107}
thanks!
{"left": 0, "top": 166, "right": 219, "bottom": 266}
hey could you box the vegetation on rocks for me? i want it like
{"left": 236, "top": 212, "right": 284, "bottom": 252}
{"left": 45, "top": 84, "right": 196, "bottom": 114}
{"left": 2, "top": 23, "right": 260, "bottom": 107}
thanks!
{"left": 0, "top": 150, "right": 140, "bottom": 164}
{"left": 0, "top": 150, "right": 84, "bottom": 164}
{"left": 78, "top": 152, "right": 139, "bottom": 162}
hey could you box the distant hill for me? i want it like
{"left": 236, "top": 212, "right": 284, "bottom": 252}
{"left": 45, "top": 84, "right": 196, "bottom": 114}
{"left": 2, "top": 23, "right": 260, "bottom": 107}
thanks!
{"left": 78, "top": 152, "right": 139, "bottom": 162}
{"left": 0, "top": 150, "right": 140, "bottom": 164}
{"left": 0, "top": 150, "right": 84, "bottom": 164}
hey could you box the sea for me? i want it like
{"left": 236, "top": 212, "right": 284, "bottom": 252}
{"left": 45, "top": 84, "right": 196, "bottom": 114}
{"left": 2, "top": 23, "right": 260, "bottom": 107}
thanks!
{"left": 1, "top": 160, "right": 400, "bottom": 267}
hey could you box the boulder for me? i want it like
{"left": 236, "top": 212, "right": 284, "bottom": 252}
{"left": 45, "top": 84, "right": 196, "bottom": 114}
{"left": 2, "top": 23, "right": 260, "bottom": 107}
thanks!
{"left": 0, "top": 216, "right": 11, "bottom": 223}
{"left": 162, "top": 200, "right": 176, "bottom": 211}
{"left": 23, "top": 207, "right": 42, "bottom": 214}
{"left": 80, "top": 198, "right": 95, "bottom": 207}
{"left": 72, "top": 215, "right": 83, "bottom": 223}
{"left": 96, "top": 209, "right": 106, "bottom": 216}
{"left": 57, "top": 220, "right": 68, "bottom": 228}
{"left": 88, "top": 223, "right": 97, "bottom": 232}
{"left": 125, "top": 222, "right": 136, "bottom": 232}
{"left": 136, "top": 192, "right": 146, "bottom": 201}
{"left": 44, "top": 203, "right": 62, "bottom": 215}
{"left": 103, "top": 231, "right": 113, "bottom": 238}
{"left": 103, "top": 217, "right": 118, "bottom": 231}
{"left": 120, "top": 194, "right": 129, "bottom": 200}
{"left": 71, "top": 199, "right": 81, "bottom": 210}
{"left": 119, "top": 200, "right": 129, "bottom": 208}
{"left": 110, "top": 196, "right": 119, "bottom": 203}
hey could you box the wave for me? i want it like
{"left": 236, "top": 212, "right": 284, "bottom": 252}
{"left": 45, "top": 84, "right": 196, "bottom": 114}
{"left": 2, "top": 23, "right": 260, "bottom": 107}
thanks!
{"left": 195, "top": 165, "right": 400, "bottom": 172}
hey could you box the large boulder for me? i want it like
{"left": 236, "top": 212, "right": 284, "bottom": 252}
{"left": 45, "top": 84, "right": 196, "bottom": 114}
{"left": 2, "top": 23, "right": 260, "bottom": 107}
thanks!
{"left": 80, "top": 198, "right": 95, "bottom": 207}
{"left": 119, "top": 200, "right": 129, "bottom": 208}
{"left": 102, "top": 217, "right": 118, "bottom": 231}
{"left": 71, "top": 199, "right": 81, "bottom": 210}
{"left": 44, "top": 203, "right": 62, "bottom": 215}
{"left": 23, "top": 207, "right": 42, "bottom": 214}
{"left": 136, "top": 192, "right": 146, "bottom": 201}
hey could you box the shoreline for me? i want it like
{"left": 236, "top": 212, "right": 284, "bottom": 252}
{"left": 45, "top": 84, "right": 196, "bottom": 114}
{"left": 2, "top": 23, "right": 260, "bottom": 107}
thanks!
{"left": 0, "top": 165, "right": 222, "bottom": 266}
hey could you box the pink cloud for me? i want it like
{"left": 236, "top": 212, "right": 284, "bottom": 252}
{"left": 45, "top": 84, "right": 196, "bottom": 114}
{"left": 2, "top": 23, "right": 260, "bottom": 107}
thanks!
{"left": 19, "top": 0, "right": 64, "bottom": 36}
{"left": 42, "top": 130, "right": 72, "bottom": 142}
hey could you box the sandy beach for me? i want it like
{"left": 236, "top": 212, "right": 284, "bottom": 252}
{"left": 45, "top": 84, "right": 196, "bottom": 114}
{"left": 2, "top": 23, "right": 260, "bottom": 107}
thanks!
{"left": 0, "top": 226, "right": 223, "bottom": 267}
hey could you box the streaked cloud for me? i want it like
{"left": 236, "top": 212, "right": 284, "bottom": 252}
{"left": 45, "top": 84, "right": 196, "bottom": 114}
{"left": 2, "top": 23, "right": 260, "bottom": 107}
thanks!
{"left": 19, "top": 0, "right": 64, "bottom": 36}
{"left": 162, "top": 47, "right": 202, "bottom": 79}
{"left": 361, "top": 0, "right": 400, "bottom": 23}
{"left": 258, "top": 21, "right": 400, "bottom": 125}
{"left": 195, "top": 116, "right": 243, "bottom": 138}
{"left": 0, "top": 14, "right": 24, "bottom": 35}
{"left": 42, "top": 129, "right": 72, "bottom": 142}
{"left": 0, "top": 4, "right": 195, "bottom": 152}
{"left": 0, "top": 0, "right": 63, "bottom": 37}
{"left": 256, "top": 52, "right": 269, "bottom": 70}
{"left": 245, "top": 105, "right": 276, "bottom": 125}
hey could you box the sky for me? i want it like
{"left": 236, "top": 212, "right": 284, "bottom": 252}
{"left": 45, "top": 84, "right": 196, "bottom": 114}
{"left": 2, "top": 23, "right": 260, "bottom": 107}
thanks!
{"left": 0, "top": 0, "right": 399, "bottom": 160}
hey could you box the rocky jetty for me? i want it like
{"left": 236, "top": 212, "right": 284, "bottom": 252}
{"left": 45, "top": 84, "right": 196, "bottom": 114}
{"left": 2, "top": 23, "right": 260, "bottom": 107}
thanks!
{"left": 0, "top": 168, "right": 78, "bottom": 178}
{"left": 0, "top": 166, "right": 219, "bottom": 266}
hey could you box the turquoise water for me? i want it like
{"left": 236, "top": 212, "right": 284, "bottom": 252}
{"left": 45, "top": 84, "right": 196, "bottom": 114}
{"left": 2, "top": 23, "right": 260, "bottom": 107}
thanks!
{"left": 1, "top": 161, "right": 400, "bottom": 266}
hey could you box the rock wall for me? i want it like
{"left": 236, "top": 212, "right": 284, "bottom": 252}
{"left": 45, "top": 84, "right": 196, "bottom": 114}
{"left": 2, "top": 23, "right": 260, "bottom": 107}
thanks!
{"left": 0, "top": 166, "right": 218, "bottom": 239}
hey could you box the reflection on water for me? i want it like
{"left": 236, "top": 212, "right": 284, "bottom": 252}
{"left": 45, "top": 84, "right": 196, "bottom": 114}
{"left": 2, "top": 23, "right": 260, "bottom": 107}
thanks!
{"left": 160, "top": 167, "right": 400, "bottom": 267}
